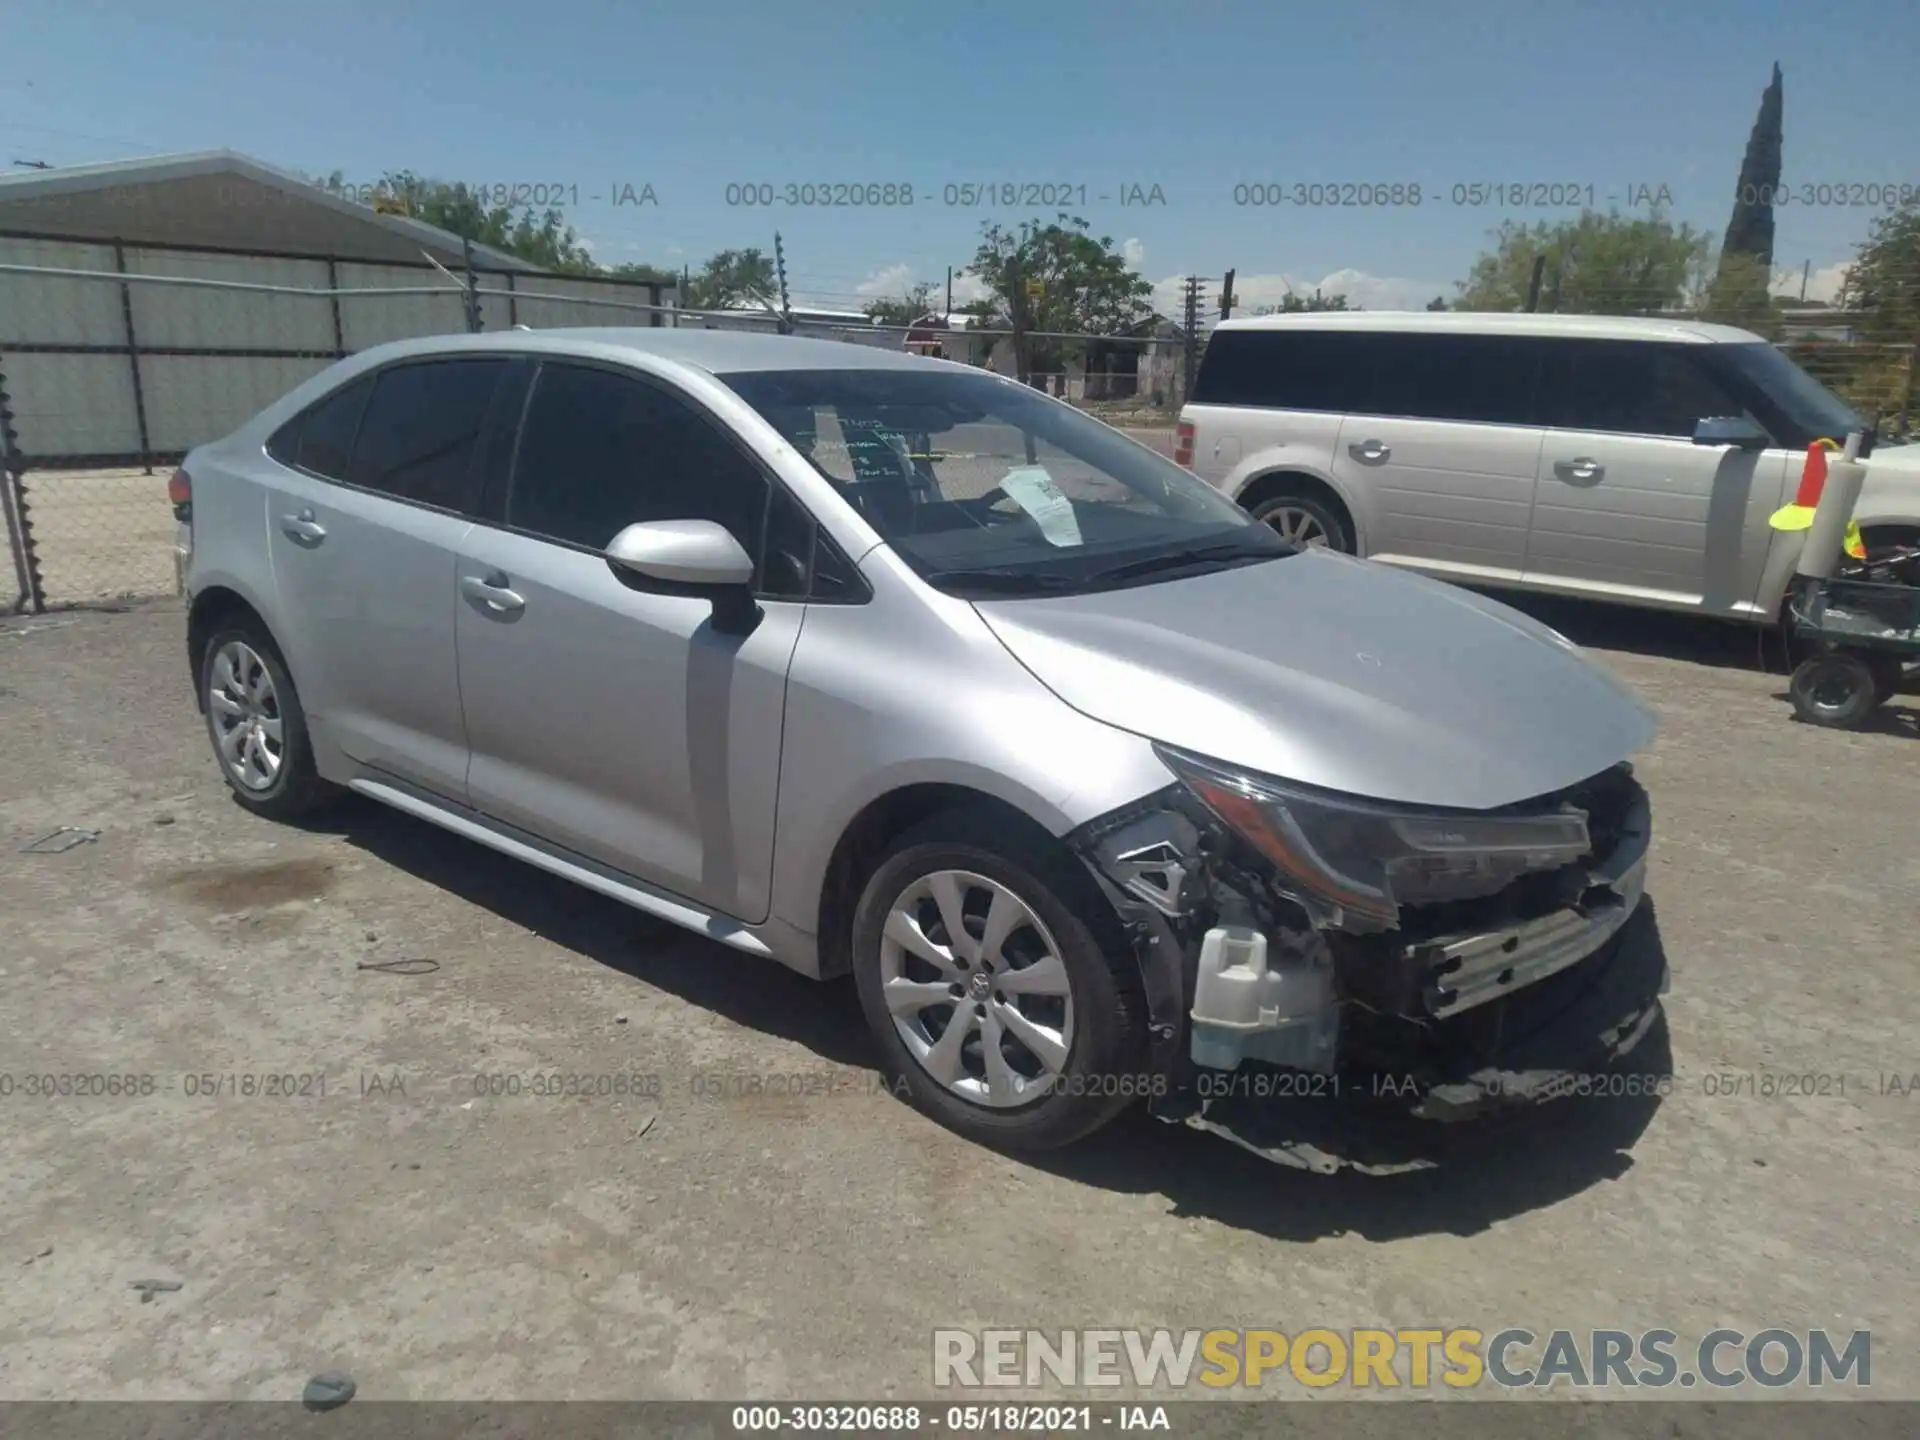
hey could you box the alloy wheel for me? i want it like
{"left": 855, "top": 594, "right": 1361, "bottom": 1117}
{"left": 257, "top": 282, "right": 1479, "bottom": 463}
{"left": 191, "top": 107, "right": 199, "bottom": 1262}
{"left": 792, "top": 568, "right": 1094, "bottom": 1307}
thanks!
{"left": 1263, "top": 505, "right": 1331, "bottom": 547}
{"left": 207, "top": 640, "right": 284, "bottom": 791}
{"left": 877, "top": 869, "right": 1075, "bottom": 1108}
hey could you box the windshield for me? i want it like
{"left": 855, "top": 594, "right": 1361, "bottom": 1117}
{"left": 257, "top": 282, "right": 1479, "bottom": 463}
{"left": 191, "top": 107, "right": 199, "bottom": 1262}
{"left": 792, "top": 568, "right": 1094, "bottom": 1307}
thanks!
{"left": 1713, "top": 343, "right": 1871, "bottom": 450}
{"left": 720, "top": 367, "right": 1284, "bottom": 596}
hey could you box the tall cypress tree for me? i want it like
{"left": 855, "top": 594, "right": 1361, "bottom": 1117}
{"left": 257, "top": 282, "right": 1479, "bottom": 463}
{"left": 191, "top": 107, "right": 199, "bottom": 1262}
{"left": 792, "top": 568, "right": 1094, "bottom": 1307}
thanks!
{"left": 1722, "top": 62, "right": 1784, "bottom": 264}
{"left": 1706, "top": 63, "right": 1785, "bottom": 336}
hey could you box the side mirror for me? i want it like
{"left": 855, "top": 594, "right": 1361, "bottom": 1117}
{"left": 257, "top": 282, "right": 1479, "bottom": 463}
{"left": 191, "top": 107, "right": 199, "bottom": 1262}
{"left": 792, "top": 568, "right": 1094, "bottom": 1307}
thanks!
{"left": 605, "top": 519, "right": 762, "bottom": 635}
{"left": 1692, "top": 415, "right": 1771, "bottom": 450}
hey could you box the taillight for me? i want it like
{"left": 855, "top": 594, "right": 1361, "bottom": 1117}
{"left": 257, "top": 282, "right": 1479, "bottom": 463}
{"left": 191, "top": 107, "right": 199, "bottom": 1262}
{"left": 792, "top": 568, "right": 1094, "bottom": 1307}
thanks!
{"left": 168, "top": 467, "right": 192, "bottom": 523}
{"left": 1173, "top": 420, "right": 1195, "bottom": 467}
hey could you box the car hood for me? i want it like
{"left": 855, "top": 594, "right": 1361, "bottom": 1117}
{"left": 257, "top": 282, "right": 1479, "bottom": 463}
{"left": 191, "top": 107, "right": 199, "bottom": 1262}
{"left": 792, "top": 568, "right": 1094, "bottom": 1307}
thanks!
{"left": 973, "top": 549, "right": 1658, "bottom": 811}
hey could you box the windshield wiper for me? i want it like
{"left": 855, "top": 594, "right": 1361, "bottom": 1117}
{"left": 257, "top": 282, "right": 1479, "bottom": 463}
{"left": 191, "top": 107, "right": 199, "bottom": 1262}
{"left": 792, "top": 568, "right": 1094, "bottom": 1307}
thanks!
{"left": 1080, "top": 540, "right": 1284, "bottom": 587}
{"left": 922, "top": 567, "right": 1080, "bottom": 594}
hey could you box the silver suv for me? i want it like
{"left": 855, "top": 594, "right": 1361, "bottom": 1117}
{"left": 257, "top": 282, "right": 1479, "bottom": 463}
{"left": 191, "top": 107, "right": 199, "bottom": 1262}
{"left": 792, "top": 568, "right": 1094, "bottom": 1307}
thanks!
{"left": 178, "top": 329, "right": 1668, "bottom": 1155}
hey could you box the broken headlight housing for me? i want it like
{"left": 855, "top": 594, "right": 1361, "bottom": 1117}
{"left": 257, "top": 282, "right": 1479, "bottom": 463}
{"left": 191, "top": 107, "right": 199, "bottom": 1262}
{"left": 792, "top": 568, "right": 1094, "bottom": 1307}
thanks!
{"left": 1157, "top": 745, "right": 1592, "bottom": 933}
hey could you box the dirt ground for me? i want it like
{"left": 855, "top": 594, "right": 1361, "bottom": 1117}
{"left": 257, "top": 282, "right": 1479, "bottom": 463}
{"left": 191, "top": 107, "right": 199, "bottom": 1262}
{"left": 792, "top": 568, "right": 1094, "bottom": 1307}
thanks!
{"left": 0, "top": 595, "right": 1916, "bottom": 1408}
{"left": 10, "top": 468, "right": 179, "bottom": 608}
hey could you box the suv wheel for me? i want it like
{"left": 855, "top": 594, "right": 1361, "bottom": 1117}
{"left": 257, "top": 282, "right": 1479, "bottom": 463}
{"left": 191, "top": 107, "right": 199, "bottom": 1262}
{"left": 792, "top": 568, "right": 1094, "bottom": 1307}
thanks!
{"left": 851, "top": 811, "right": 1147, "bottom": 1150}
{"left": 200, "top": 623, "right": 334, "bottom": 819}
{"left": 1250, "top": 490, "right": 1352, "bottom": 552}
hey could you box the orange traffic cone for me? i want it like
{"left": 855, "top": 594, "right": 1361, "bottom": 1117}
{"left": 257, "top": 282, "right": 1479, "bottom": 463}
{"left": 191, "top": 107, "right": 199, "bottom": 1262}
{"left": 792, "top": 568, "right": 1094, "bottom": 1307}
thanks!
{"left": 1770, "top": 438, "right": 1865, "bottom": 559}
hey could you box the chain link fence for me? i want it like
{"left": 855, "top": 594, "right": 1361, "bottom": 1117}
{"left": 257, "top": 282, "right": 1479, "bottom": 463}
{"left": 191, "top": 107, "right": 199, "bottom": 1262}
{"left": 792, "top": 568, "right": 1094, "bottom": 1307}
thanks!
{"left": 3, "top": 235, "right": 1914, "bottom": 612}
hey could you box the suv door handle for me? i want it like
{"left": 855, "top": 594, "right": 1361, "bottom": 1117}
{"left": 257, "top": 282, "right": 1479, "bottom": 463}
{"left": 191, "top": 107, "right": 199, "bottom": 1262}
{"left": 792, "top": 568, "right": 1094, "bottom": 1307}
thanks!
{"left": 1348, "top": 439, "right": 1391, "bottom": 464}
{"left": 461, "top": 571, "right": 526, "bottom": 616}
{"left": 1553, "top": 457, "right": 1605, "bottom": 483}
{"left": 279, "top": 509, "right": 326, "bottom": 543}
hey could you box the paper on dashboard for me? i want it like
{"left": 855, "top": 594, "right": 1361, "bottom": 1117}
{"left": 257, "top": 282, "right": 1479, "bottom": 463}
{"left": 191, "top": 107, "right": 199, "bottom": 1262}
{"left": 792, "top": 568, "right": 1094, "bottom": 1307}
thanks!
{"left": 997, "top": 466, "right": 1083, "bottom": 547}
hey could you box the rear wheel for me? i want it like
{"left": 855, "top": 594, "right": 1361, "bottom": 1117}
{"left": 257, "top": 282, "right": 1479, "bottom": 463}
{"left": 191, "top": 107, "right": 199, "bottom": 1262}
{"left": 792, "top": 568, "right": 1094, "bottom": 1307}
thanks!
{"left": 1249, "top": 489, "right": 1353, "bottom": 553}
{"left": 200, "top": 622, "right": 335, "bottom": 819}
{"left": 850, "top": 810, "right": 1147, "bottom": 1150}
{"left": 1789, "top": 652, "right": 1881, "bottom": 729}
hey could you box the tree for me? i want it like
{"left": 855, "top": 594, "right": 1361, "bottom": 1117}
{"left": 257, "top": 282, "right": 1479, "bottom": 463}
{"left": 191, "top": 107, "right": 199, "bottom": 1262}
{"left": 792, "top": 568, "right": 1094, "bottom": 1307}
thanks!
{"left": 1825, "top": 202, "right": 1920, "bottom": 426}
{"left": 682, "top": 248, "right": 778, "bottom": 312}
{"left": 609, "top": 261, "right": 680, "bottom": 287}
{"left": 864, "top": 281, "right": 937, "bottom": 327}
{"left": 318, "top": 170, "right": 600, "bottom": 273}
{"left": 1426, "top": 295, "right": 1450, "bottom": 311}
{"left": 1453, "top": 209, "right": 1712, "bottom": 315}
{"left": 966, "top": 214, "right": 1153, "bottom": 375}
{"left": 1274, "top": 289, "right": 1351, "bottom": 312}
{"left": 1721, "top": 63, "right": 1784, "bottom": 267}
{"left": 1705, "top": 63, "right": 1786, "bottom": 336}
{"left": 1838, "top": 203, "right": 1920, "bottom": 342}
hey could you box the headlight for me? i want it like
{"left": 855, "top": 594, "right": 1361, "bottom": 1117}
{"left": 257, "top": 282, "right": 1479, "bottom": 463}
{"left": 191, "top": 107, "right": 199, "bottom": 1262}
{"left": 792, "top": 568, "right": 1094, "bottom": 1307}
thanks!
{"left": 1157, "top": 746, "right": 1592, "bottom": 932}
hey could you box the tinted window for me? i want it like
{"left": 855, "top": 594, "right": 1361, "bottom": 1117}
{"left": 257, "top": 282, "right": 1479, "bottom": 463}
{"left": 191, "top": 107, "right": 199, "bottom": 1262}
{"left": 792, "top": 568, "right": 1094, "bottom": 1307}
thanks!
{"left": 1192, "top": 330, "right": 1365, "bottom": 412}
{"left": 1195, "top": 329, "right": 1545, "bottom": 424}
{"left": 347, "top": 360, "right": 505, "bottom": 511}
{"left": 287, "top": 374, "right": 374, "bottom": 480}
{"left": 1544, "top": 342, "right": 1751, "bottom": 438}
{"left": 759, "top": 485, "right": 815, "bottom": 600}
{"left": 1709, "top": 343, "right": 1866, "bottom": 452}
{"left": 508, "top": 363, "right": 770, "bottom": 561}
{"left": 1366, "top": 334, "right": 1544, "bottom": 426}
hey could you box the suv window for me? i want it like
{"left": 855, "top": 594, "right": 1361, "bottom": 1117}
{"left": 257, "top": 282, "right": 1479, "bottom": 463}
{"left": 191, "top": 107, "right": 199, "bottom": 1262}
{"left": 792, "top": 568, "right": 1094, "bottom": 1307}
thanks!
{"left": 269, "top": 373, "right": 374, "bottom": 480}
{"left": 1543, "top": 341, "right": 1752, "bottom": 438}
{"left": 1192, "top": 329, "right": 1364, "bottom": 412}
{"left": 347, "top": 359, "right": 506, "bottom": 511}
{"left": 1365, "top": 334, "right": 1545, "bottom": 426}
{"left": 507, "top": 362, "right": 770, "bottom": 566}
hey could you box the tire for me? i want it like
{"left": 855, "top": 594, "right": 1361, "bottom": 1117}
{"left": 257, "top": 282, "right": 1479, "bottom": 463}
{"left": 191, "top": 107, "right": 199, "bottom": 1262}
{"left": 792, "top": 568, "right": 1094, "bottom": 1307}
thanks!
{"left": 850, "top": 809, "right": 1148, "bottom": 1151}
{"left": 1868, "top": 656, "right": 1908, "bottom": 704}
{"left": 1789, "top": 652, "right": 1881, "bottom": 729}
{"left": 1248, "top": 488, "right": 1353, "bottom": 553}
{"left": 199, "top": 621, "right": 336, "bottom": 819}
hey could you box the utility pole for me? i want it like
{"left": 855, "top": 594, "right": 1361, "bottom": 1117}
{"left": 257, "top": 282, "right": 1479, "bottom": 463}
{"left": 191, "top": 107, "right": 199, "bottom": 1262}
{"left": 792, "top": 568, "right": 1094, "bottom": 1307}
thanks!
{"left": 1181, "top": 275, "right": 1204, "bottom": 405}
{"left": 461, "top": 237, "right": 482, "bottom": 333}
{"left": 773, "top": 232, "right": 794, "bottom": 335}
{"left": 1799, "top": 259, "right": 1811, "bottom": 302}
{"left": 1008, "top": 256, "right": 1031, "bottom": 385}
{"left": 945, "top": 266, "right": 953, "bottom": 320}
{"left": 1219, "top": 269, "right": 1235, "bottom": 322}
{"left": 1524, "top": 254, "right": 1546, "bottom": 313}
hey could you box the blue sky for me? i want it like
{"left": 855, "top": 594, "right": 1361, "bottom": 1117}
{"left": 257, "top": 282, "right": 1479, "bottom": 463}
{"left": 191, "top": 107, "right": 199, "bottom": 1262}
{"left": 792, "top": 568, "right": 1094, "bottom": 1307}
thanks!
{"left": 3, "top": 0, "right": 1913, "bottom": 314}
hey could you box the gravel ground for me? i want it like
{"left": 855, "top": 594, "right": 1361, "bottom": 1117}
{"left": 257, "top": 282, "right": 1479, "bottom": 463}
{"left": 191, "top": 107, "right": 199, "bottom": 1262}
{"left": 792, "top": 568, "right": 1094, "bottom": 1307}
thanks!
{"left": 0, "top": 595, "right": 1915, "bottom": 1409}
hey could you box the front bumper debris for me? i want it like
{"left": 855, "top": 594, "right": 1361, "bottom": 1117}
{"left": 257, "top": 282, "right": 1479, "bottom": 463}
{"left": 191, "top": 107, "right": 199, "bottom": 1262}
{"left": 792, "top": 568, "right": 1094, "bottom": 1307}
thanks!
{"left": 1071, "top": 764, "right": 1670, "bottom": 1159}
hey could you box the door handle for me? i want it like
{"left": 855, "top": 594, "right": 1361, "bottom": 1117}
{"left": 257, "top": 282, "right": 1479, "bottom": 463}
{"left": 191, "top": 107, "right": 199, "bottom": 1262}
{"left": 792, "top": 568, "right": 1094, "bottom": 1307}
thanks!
{"left": 461, "top": 571, "right": 526, "bottom": 616}
{"left": 1553, "top": 457, "right": 1605, "bottom": 483}
{"left": 279, "top": 509, "right": 326, "bottom": 543}
{"left": 1348, "top": 439, "right": 1391, "bottom": 464}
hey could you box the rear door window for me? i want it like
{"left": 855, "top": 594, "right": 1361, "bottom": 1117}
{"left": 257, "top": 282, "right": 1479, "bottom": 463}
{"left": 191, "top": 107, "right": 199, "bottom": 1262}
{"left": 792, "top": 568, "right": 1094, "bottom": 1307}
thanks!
{"left": 1540, "top": 341, "right": 1752, "bottom": 438}
{"left": 1364, "top": 334, "right": 1546, "bottom": 426}
{"left": 347, "top": 359, "right": 507, "bottom": 512}
{"left": 269, "top": 373, "right": 374, "bottom": 480}
{"left": 1192, "top": 330, "right": 1369, "bottom": 412}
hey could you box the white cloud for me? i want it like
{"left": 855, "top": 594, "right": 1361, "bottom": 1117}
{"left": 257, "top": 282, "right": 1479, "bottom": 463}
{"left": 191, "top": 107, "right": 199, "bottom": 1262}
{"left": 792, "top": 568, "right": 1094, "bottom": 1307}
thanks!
{"left": 1121, "top": 237, "right": 1146, "bottom": 268}
{"left": 1770, "top": 261, "right": 1849, "bottom": 305}
{"left": 1147, "top": 267, "right": 1452, "bottom": 319}
{"left": 854, "top": 262, "right": 915, "bottom": 298}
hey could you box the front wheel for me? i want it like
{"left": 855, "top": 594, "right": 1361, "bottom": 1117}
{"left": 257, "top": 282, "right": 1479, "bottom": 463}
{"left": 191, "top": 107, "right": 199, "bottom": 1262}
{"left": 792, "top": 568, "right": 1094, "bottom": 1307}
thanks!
{"left": 850, "top": 811, "right": 1148, "bottom": 1150}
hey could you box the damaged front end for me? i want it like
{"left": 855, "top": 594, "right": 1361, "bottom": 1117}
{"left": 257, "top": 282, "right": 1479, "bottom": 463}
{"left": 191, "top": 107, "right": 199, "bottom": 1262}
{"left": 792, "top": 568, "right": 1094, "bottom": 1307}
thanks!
{"left": 1069, "top": 747, "right": 1669, "bottom": 1169}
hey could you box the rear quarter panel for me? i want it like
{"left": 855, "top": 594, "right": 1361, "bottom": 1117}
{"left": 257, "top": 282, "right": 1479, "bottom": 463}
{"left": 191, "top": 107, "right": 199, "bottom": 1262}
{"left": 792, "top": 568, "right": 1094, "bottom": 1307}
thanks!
{"left": 1179, "top": 404, "right": 1366, "bottom": 545}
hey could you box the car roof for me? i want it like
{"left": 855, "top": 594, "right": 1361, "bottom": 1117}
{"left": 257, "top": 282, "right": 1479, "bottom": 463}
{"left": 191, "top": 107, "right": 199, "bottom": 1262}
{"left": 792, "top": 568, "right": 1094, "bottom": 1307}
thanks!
{"left": 1212, "top": 311, "right": 1766, "bottom": 345}
{"left": 341, "top": 326, "right": 966, "bottom": 376}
